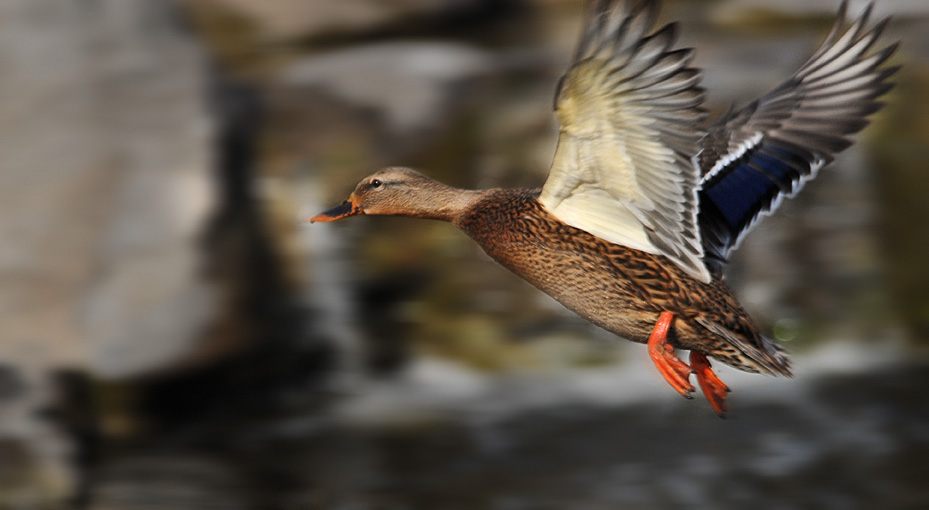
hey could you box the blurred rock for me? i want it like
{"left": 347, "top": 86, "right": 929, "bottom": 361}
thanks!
{"left": 189, "top": 0, "right": 496, "bottom": 40}
{"left": 0, "top": 0, "right": 218, "bottom": 379}
{"left": 0, "top": 0, "right": 229, "bottom": 505}
{"left": 713, "top": 0, "right": 929, "bottom": 19}
{"left": 79, "top": 3, "right": 219, "bottom": 379}
{"left": 280, "top": 42, "right": 494, "bottom": 138}
{"left": 272, "top": 38, "right": 550, "bottom": 180}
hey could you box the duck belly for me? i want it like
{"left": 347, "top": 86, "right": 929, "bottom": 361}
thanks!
{"left": 461, "top": 211, "right": 676, "bottom": 343}
{"left": 478, "top": 235, "right": 670, "bottom": 343}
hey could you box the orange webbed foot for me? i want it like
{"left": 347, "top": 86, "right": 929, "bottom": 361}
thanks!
{"left": 647, "top": 311, "right": 695, "bottom": 399}
{"left": 690, "top": 351, "right": 730, "bottom": 418}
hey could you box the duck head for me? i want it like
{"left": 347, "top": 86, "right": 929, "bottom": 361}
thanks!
{"left": 308, "top": 167, "right": 475, "bottom": 223}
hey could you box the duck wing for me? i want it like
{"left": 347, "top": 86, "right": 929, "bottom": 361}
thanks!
{"left": 698, "top": 1, "right": 898, "bottom": 274}
{"left": 539, "top": 0, "right": 711, "bottom": 283}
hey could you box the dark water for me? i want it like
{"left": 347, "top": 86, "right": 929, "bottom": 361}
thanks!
{"left": 83, "top": 356, "right": 929, "bottom": 510}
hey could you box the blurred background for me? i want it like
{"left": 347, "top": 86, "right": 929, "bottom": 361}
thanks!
{"left": 1, "top": 0, "right": 928, "bottom": 508}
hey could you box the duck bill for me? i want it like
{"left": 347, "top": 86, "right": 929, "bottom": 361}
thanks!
{"left": 308, "top": 195, "right": 363, "bottom": 223}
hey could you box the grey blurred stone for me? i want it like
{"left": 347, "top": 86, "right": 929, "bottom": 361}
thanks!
{"left": 281, "top": 42, "right": 494, "bottom": 135}
{"left": 81, "top": 1, "right": 219, "bottom": 379}
{"left": 0, "top": 0, "right": 221, "bottom": 504}
{"left": 277, "top": 41, "right": 552, "bottom": 157}
{"left": 0, "top": 0, "right": 218, "bottom": 379}
{"left": 193, "top": 0, "right": 488, "bottom": 39}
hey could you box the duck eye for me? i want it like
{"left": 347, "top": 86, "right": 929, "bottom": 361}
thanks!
{"left": 371, "top": 179, "right": 383, "bottom": 188}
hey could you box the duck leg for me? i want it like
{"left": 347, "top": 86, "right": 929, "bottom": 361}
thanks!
{"left": 647, "top": 311, "right": 695, "bottom": 399}
{"left": 690, "top": 351, "right": 730, "bottom": 417}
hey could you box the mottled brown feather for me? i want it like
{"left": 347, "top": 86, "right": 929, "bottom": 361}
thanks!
{"left": 455, "top": 189, "right": 790, "bottom": 376}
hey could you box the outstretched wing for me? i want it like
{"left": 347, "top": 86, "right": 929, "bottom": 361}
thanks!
{"left": 539, "top": 0, "right": 711, "bottom": 283}
{"left": 698, "top": 1, "right": 898, "bottom": 274}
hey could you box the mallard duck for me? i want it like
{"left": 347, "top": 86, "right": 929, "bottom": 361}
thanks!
{"left": 309, "top": 0, "right": 897, "bottom": 416}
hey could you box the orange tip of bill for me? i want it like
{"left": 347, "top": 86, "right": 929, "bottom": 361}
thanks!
{"left": 306, "top": 200, "right": 361, "bottom": 223}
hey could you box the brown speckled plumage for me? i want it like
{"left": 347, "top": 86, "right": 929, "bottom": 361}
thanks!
{"left": 456, "top": 189, "right": 790, "bottom": 376}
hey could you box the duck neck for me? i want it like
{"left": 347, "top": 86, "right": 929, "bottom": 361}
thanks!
{"left": 402, "top": 182, "right": 487, "bottom": 223}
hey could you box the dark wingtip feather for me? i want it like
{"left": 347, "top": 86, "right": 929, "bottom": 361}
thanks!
{"left": 880, "top": 65, "right": 902, "bottom": 82}
{"left": 659, "top": 21, "right": 679, "bottom": 46}
{"left": 812, "top": 0, "right": 850, "bottom": 59}
{"left": 873, "top": 81, "right": 895, "bottom": 98}
{"left": 856, "top": 2, "right": 875, "bottom": 34}
{"left": 634, "top": 0, "right": 660, "bottom": 32}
